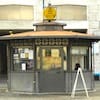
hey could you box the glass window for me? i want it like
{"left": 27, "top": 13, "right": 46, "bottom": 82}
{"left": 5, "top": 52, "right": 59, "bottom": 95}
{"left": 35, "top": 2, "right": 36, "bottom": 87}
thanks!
{"left": 55, "top": 5, "right": 87, "bottom": 20}
{"left": 0, "top": 5, "right": 33, "bottom": 20}
{"left": 42, "top": 48, "right": 62, "bottom": 71}
{"left": 71, "top": 46, "right": 89, "bottom": 71}
{"left": 12, "top": 47, "right": 34, "bottom": 71}
{"left": 36, "top": 47, "right": 40, "bottom": 70}
{"left": 36, "top": 46, "right": 67, "bottom": 71}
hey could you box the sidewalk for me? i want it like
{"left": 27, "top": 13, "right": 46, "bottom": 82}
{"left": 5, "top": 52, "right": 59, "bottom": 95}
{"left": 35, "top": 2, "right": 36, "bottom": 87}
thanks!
{"left": 0, "top": 91, "right": 100, "bottom": 100}
{"left": 0, "top": 81, "right": 100, "bottom": 100}
{"left": 0, "top": 93, "right": 100, "bottom": 100}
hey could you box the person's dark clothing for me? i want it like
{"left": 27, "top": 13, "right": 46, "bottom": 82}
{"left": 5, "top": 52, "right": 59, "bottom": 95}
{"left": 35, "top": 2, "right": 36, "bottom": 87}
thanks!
{"left": 74, "top": 63, "right": 80, "bottom": 70}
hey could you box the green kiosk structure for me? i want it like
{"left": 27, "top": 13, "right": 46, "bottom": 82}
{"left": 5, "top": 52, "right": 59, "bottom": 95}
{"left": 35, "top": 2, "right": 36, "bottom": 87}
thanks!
{"left": 0, "top": 21, "right": 100, "bottom": 94}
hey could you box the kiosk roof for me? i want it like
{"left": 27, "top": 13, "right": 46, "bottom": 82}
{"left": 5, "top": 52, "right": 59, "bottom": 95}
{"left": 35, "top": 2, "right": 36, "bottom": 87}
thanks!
{"left": 0, "top": 31, "right": 100, "bottom": 41}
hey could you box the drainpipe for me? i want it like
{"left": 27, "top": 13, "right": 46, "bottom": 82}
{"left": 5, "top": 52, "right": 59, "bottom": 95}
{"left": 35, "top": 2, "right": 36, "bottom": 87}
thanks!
{"left": 43, "top": 0, "right": 45, "bottom": 8}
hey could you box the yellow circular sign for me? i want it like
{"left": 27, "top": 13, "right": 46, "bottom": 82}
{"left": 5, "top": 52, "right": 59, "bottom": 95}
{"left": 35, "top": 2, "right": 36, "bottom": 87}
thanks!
{"left": 43, "top": 7, "right": 56, "bottom": 20}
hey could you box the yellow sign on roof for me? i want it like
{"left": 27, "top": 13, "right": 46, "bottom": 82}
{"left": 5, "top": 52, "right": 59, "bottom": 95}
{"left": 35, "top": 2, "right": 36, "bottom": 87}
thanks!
{"left": 43, "top": 6, "right": 56, "bottom": 20}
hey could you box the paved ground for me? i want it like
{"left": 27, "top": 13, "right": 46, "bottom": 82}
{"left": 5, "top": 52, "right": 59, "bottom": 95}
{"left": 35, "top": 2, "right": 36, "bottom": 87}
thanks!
{"left": 0, "top": 93, "right": 100, "bottom": 100}
{"left": 0, "top": 81, "right": 100, "bottom": 100}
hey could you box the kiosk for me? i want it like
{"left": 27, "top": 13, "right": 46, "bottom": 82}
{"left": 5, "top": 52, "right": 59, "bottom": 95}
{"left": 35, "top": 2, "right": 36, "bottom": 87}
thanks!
{"left": 0, "top": 21, "right": 100, "bottom": 94}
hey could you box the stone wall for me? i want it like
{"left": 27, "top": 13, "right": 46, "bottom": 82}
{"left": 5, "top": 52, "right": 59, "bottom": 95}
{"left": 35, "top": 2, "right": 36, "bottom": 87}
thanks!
{"left": 87, "top": 4, "right": 100, "bottom": 34}
{"left": 87, "top": 1, "right": 100, "bottom": 74}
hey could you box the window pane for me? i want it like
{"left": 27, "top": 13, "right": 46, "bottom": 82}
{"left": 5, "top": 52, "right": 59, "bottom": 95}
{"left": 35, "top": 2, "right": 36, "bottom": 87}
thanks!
{"left": 42, "top": 49, "right": 61, "bottom": 71}
{"left": 71, "top": 47, "right": 87, "bottom": 54}
{"left": 36, "top": 46, "right": 67, "bottom": 71}
{"left": 36, "top": 47, "right": 40, "bottom": 70}
{"left": 56, "top": 5, "right": 87, "bottom": 20}
{"left": 71, "top": 46, "right": 88, "bottom": 71}
{"left": 0, "top": 5, "right": 33, "bottom": 20}
{"left": 12, "top": 47, "right": 34, "bottom": 71}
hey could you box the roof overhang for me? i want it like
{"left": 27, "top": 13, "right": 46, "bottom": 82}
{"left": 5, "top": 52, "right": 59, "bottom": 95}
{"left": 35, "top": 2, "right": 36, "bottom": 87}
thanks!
{"left": 0, "top": 31, "right": 100, "bottom": 42}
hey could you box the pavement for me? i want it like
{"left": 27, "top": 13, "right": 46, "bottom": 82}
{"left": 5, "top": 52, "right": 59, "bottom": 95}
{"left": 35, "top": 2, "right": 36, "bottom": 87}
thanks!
{"left": 0, "top": 81, "right": 100, "bottom": 100}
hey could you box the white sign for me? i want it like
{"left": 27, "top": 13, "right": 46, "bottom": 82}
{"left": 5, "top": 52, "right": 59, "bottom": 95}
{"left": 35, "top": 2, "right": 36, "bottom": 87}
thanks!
{"left": 20, "top": 53, "right": 25, "bottom": 58}
{"left": 21, "top": 63, "right": 26, "bottom": 71}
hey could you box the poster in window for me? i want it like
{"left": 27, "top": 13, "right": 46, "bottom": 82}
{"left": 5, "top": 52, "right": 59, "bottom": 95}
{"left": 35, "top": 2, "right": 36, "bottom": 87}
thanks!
{"left": 51, "top": 49, "right": 59, "bottom": 57}
{"left": 22, "top": 63, "right": 26, "bottom": 71}
{"left": 13, "top": 48, "right": 18, "bottom": 54}
{"left": 25, "top": 48, "right": 29, "bottom": 53}
{"left": 25, "top": 53, "right": 29, "bottom": 59}
{"left": 13, "top": 54, "right": 19, "bottom": 59}
{"left": 20, "top": 53, "right": 25, "bottom": 58}
{"left": 29, "top": 50, "right": 33, "bottom": 59}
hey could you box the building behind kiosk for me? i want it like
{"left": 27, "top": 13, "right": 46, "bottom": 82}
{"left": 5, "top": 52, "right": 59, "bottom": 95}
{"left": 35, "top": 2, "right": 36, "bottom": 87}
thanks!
{"left": 0, "top": 20, "right": 100, "bottom": 94}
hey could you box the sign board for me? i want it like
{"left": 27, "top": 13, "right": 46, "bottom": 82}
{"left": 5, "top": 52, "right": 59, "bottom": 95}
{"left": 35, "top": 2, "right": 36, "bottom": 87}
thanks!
{"left": 43, "top": 6, "right": 56, "bottom": 20}
{"left": 71, "top": 68, "right": 89, "bottom": 98}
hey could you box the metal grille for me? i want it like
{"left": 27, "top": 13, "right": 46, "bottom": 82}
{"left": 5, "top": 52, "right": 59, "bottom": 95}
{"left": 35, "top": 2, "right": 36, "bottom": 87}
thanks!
{"left": 35, "top": 38, "right": 68, "bottom": 46}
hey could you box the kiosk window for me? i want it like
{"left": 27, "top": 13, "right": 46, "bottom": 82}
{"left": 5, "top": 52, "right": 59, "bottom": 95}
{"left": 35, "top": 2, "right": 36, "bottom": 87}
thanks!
{"left": 36, "top": 46, "right": 67, "bottom": 71}
{"left": 12, "top": 47, "right": 34, "bottom": 71}
{"left": 71, "top": 46, "right": 89, "bottom": 71}
{"left": 42, "top": 48, "right": 62, "bottom": 71}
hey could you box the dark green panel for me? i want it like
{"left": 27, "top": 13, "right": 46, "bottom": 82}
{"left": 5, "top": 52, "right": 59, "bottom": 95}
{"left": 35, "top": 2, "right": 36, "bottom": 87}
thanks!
{"left": 38, "top": 71, "right": 65, "bottom": 92}
{"left": 10, "top": 72, "right": 34, "bottom": 92}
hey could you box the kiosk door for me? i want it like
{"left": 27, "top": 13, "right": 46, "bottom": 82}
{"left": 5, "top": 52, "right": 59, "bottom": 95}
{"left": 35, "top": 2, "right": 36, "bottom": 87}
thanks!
{"left": 37, "top": 46, "right": 66, "bottom": 93}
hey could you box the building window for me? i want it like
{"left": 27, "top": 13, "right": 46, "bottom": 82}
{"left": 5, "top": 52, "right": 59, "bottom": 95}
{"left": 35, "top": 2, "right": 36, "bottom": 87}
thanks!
{"left": 71, "top": 46, "right": 90, "bottom": 71}
{"left": 0, "top": 5, "right": 34, "bottom": 20}
{"left": 12, "top": 47, "right": 34, "bottom": 71}
{"left": 55, "top": 5, "right": 87, "bottom": 20}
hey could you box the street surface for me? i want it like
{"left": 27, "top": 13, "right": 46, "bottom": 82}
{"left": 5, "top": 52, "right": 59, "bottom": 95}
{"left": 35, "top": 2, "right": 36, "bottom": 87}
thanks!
{"left": 0, "top": 81, "right": 100, "bottom": 100}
